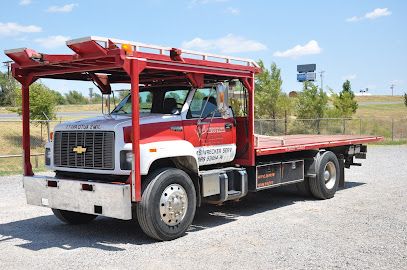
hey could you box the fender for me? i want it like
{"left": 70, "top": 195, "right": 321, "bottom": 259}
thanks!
{"left": 124, "top": 140, "right": 199, "bottom": 175}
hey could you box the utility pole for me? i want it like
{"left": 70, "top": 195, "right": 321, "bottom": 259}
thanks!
{"left": 319, "top": 70, "right": 325, "bottom": 91}
{"left": 390, "top": 84, "right": 395, "bottom": 96}
{"left": 2, "top": 61, "right": 13, "bottom": 77}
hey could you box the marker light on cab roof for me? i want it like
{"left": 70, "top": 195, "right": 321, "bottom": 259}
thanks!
{"left": 121, "top": 44, "right": 133, "bottom": 55}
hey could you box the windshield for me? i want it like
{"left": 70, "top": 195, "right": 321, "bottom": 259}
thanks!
{"left": 111, "top": 88, "right": 189, "bottom": 115}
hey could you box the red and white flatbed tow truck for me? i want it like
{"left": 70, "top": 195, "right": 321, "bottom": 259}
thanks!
{"left": 5, "top": 36, "right": 382, "bottom": 241}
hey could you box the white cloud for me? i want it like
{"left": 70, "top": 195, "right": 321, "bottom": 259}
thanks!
{"left": 19, "top": 0, "right": 32, "bottom": 6}
{"left": 342, "top": 74, "right": 357, "bottom": 81}
{"left": 346, "top": 7, "right": 391, "bottom": 22}
{"left": 273, "top": 40, "right": 321, "bottom": 59}
{"left": 226, "top": 7, "right": 240, "bottom": 15}
{"left": 34, "top": 35, "right": 71, "bottom": 48}
{"left": 365, "top": 8, "right": 391, "bottom": 19}
{"left": 0, "top": 22, "right": 42, "bottom": 37}
{"left": 46, "top": 3, "right": 78, "bottom": 13}
{"left": 182, "top": 34, "right": 267, "bottom": 53}
{"left": 346, "top": 16, "right": 360, "bottom": 22}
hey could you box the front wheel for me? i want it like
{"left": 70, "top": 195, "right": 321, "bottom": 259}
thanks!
{"left": 136, "top": 168, "right": 197, "bottom": 241}
{"left": 52, "top": 209, "right": 97, "bottom": 224}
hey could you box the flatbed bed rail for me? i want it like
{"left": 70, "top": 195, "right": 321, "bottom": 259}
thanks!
{"left": 255, "top": 134, "right": 383, "bottom": 155}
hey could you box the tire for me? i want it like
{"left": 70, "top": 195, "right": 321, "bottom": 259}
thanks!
{"left": 309, "top": 151, "right": 340, "bottom": 200}
{"left": 136, "top": 168, "right": 196, "bottom": 241}
{"left": 52, "top": 209, "right": 97, "bottom": 224}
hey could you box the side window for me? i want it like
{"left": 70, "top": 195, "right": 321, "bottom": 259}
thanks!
{"left": 163, "top": 90, "right": 189, "bottom": 111}
{"left": 228, "top": 80, "right": 248, "bottom": 117}
{"left": 160, "top": 89, "right": 189, "bottom": 114}
{"left": 139, "top": 91, "right": 153, "bottom": 113}
{"left": 188, "top": 88, "right": 221, "bottom": 118}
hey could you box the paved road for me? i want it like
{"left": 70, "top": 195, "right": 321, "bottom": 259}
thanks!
{"left": 0, "top": 146, "right": 406, "bottom": 270}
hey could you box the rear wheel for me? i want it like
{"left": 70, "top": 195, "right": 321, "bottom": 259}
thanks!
{"left": 52, "top": 209, "right": 97, "bottom": 224}
{"left": 309, "top": 151, "right": 340, "bottom": 199}
{"left": 136, "top": 168, "right": 196, "bottom": 241}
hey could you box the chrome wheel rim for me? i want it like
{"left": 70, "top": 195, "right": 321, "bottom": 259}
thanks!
{"left": 159, "top": 184, "right": 188, "bottom": 226}
{"left": 324, "top": 161, "right": 337, "bottom": 190}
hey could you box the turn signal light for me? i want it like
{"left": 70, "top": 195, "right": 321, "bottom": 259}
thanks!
{"left": 49, "top": 132, "right": 54, "bottom": 142}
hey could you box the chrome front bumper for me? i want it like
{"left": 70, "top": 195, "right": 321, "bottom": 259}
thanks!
{"left": 23, "top": 176, "right": 132, "bottom": 220}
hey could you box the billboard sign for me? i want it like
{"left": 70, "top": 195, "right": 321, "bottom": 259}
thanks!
{"left": 297, "top": 72, "right": 316, "bottom": 82}
{"left": 297, "top": 73, "right": 307, "bottom": 82}
{"left": 297, "top": 64, "right": 316, "bottom": 73}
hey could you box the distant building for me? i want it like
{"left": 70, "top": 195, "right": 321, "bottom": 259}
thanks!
{"left": 355, "top": 92, "right": 372, "bottom": 96}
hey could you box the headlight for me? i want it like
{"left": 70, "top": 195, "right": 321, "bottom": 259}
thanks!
{"left": 120, "top": 150, "right": 133, "bottom": 170}
{"left": 45, "top": 148, "right": 51, "bottom": 165}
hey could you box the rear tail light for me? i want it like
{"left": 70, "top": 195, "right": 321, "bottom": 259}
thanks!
{"left": 123, "top": 126, "right": 132, "bottom": 143}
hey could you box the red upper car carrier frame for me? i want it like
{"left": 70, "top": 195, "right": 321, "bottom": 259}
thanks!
{"left": 5, "top": 36, "right": 261, "bottom": 201}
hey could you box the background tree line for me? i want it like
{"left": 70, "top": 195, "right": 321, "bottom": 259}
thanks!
{"left": 254, "top": 61, "right": 359, "bottom": 120}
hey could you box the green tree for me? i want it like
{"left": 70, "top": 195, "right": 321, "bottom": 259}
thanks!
{"left": 296, "top": 81, "right": 328, "bottom": 119}
{"left": 277, "top": 93, "right": 293, "bottom": 117}
{"left": 342, "top": 80, "right": 352, "bottom": 94}
{"left": 404, "top": 93, "right": 407, "bottom": 107}
{"left": 331, "top": 80, "right": 358, "bottom": 117}
{"left": 295, "top": 82, "right": 328, "bottom": 134}
{"left": 49, "top": 89, "right": 66, "bottom": 105}
{"left": 14, "top": 82, "right": 57, "bottom": 120}
{"left": 91, "top": 93, "right": 102, "bottom": 104}
{"left": 0, "top": 71, "right": 19, "bottom": 106}
{"left": 117, "top": 90, "right": 130, "bottom": 100}
{"left": 65, "top": 90, "right": 88, "bottom": 104}
{"left": 255, "top": 61, "right": 284, "bottom": 119}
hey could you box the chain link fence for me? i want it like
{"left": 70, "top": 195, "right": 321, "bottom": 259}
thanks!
{"left": 0, "top": 120, "right": 63, "bottom": 175}
{"left": 0, "top": 117, "right": 406, "bottom": 175}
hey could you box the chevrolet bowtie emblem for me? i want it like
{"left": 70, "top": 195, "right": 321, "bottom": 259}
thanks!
{"left": 73, "top": 146, "right": 87, "bottom": 154}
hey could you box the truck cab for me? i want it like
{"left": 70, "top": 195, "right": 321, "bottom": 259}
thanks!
{"left": 48, "top": 85, "right": 237, "bottom": 179}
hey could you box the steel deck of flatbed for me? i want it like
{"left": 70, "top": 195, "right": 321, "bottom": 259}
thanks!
{"left": 255, "top": 134, "right": 382, "bottom": 156}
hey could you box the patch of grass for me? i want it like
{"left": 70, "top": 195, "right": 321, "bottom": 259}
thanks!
{"left": 356, "top": 103, "right": 407, "bottom": 119}
{"left": 0, "top": 155, "right": 49, "bottom": 176}
{"left": 56, "top": 104, "right": 101, "bottom": 112}
{"left": 0, "top": 121, "right": 58, "bottom": 155}
{"left": 0, "top": 107, "right": 14, "bottom": 114}
{"left": 355, "top": 95, "right": 404, "bottom": 103}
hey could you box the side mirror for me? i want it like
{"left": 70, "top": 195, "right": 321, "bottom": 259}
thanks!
{"left": 216, "top": 83, "right": 229, "bottom": 119}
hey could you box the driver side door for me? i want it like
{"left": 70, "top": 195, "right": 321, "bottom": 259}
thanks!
{"left": 183, "top": 88, "right": 236, "bottom": 166}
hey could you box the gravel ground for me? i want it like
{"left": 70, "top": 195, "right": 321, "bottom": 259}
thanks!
{"left": 0, "top": 146, "right": 406, "bottom": 270}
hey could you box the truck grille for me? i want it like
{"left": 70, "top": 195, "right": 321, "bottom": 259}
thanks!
{"left": 53, "top": 131, "right": 115, "bottom": 170}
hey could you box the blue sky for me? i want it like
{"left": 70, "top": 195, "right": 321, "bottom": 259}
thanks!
{"left": 1, "top": 0, "right": 406, "bottom": 95}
